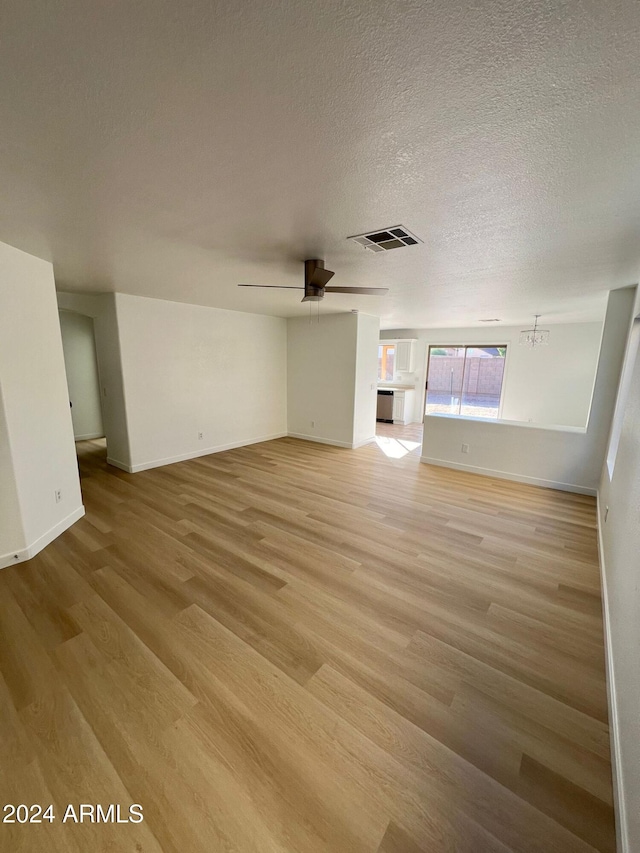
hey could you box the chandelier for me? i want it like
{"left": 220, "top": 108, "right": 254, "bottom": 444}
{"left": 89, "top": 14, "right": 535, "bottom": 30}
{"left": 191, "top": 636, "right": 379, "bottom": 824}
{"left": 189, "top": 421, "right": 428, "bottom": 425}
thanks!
{"left": 519, "top": 314, "right": 550, "bottom": 348}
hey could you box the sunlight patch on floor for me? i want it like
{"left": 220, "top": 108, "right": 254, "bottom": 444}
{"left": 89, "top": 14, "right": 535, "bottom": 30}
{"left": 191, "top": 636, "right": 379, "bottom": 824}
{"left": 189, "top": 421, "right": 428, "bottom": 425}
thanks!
{"left": 374, "top": 436, "right": 421, "bottom": 459}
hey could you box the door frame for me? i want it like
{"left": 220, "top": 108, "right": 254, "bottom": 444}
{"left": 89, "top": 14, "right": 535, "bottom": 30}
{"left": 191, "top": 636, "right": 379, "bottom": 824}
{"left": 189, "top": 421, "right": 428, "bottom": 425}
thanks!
{"left": 423, "top": 343, "right": 509, "bottom": 420}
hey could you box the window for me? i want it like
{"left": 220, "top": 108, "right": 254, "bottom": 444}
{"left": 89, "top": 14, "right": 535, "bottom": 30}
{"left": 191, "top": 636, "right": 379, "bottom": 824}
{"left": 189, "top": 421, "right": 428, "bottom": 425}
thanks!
{"left": 378, "top": 344, "right": 395, "bottom": 381}
{"left": 425, "top": 345, "right": 507, "bottom": 419}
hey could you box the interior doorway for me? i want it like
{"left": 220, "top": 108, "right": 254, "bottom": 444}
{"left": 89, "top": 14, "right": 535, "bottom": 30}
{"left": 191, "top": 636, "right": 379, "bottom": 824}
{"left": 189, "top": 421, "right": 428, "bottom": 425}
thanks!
{"left": 375, "top": 339, "right": 424, "bottom": 458}
{"left": 58, "top": 310, "right": 105, "bottom": 444}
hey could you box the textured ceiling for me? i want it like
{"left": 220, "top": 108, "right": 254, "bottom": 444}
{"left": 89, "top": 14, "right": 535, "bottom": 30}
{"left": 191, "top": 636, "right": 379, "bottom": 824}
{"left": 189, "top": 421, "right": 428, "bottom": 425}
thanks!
{"left": 1, "top": 0, "right": 639, "bottom": 328}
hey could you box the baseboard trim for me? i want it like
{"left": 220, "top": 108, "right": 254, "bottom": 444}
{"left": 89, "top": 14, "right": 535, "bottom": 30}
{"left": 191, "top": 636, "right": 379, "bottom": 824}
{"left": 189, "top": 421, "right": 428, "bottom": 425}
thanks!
{"left": 0, "top": 505, "right": 85, "bottom": 570}
{"left": 596, "top": 493, "right": 628, "bottom": 853}
{"left": 75, "top": 432, "right": 105, "bottom": 441}
{"left": 109, "top": 432, "right": 288, "bottom": 474}
{"left": 106, "top": 457, "right": 132, "bottom": 472}
{"left": 352, "top": 435, "right": 377, "bottom": 449}
{"left": 288, "top": 434, "right": 376, "bottom": 450}
{"left": 419, "top": 456, "right": 596, "bottom": 495}
{"left": 287, "top": 433, "right": 353, "bottom": 449}
{"left": 0, "top": 547, "right": 24, "bottom": 570}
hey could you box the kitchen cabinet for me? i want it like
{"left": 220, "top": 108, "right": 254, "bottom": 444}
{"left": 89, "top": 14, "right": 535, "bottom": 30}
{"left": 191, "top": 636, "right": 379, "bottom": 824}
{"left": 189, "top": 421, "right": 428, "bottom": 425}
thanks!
{"left": 395, "top": 339, "right": 415, "bottom": 372}
{"left": 380, "top": 338, "right": 417, "bottom": 379}
{"left": 392, "top": 392, "right": 404, "bottom": 423}
{"left": 392, "top": 389, "right": 415, "bottom": 425}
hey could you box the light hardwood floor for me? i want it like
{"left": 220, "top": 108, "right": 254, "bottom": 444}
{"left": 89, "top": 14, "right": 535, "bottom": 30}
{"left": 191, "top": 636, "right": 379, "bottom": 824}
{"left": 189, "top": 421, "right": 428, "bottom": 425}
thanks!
{"left": 376, "top": 420, "right": 424, "bottom": 444}
{"left": 0, "top": 437, "right": 614, "bottom": 852}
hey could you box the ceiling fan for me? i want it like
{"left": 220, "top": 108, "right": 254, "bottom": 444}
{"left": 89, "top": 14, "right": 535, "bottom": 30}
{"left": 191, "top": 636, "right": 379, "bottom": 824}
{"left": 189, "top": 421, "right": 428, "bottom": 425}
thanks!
{"left": 239, "top": 259, "right": 389, "bottom": 302}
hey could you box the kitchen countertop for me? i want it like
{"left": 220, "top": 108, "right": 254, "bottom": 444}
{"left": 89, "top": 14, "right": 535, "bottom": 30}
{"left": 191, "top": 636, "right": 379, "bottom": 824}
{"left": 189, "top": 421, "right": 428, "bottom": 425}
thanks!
{"left": 377, "top": 385, "right": 415, "bottom": 391}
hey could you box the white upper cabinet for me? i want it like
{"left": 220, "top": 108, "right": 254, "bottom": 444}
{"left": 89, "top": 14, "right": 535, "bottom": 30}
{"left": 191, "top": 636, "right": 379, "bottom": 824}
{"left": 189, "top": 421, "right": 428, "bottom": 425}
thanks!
{"left": 378, "top": 338, "right": 417, "bottom": 383}
{"left": 395, "top": 340, "right": 415, "bottom": 372}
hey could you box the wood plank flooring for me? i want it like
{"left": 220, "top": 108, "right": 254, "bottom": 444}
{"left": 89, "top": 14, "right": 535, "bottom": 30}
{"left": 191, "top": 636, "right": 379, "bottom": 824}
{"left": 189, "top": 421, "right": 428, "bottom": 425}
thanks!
{"left": 0, "top": 436, "right": 615, "bottom": 852}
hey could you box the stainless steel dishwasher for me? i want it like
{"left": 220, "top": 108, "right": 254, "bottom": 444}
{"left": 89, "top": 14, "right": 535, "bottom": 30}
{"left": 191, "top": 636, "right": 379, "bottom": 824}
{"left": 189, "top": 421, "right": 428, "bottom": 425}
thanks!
{"left": 377, "top": 389, "right": 394, "bottom": 422}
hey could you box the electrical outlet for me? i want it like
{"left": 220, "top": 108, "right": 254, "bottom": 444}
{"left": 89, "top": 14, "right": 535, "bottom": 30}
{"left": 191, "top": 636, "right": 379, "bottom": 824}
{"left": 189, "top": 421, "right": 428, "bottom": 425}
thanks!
{"left": 54, "top": 489, "right": 62, "bottom": 503}
{"left": 198, "top": 432, "right": 203, "bottom": 440}
{"left": 461, "top": 443, "right": 470, "bottom": 454}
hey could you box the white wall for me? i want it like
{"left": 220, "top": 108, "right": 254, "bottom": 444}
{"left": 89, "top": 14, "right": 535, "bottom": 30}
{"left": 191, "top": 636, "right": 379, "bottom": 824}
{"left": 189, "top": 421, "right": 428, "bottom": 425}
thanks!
{"left": 0, "top": 241, "right": 84, "bottom": 569}
{"left": 287, "top": 313, "right": 356, "bottom": 447}
{"left": 0, "top": 395, "right": 26, "bottom": 558}
{"left": 422, "top": 417, "right": 597, "bottom": 493}
{"left": 353, "top": 314, "right": 380, "bottom": 447}
{"left": 59, "top": 310, "right": 104, "bottom": 440}
{"left": 381, "top": 322, "right": 603, "bottom": 427}
{"left": 112, "top": 293, "right": 287, "bottom": 472}
{"left": 598, "top": 291, "right": 640, "bottom": 853}
{"left": 420, "top": 287, "right": 635, "bottom": 494}
{"left": 288, "top": 312, "right": 378, "bottom": 449}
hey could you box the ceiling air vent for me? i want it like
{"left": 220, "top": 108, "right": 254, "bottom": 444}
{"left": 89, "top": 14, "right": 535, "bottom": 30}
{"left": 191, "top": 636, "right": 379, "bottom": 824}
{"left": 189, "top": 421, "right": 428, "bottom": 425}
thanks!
{"left": 348, "top": 225, "right": 422, "bottom": 252}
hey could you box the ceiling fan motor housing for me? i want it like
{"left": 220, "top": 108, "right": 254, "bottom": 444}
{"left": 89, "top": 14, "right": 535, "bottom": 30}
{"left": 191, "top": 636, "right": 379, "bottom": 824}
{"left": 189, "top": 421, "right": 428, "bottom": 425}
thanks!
{"left": 302, "top": 259, "right": 333, "bottom": 301}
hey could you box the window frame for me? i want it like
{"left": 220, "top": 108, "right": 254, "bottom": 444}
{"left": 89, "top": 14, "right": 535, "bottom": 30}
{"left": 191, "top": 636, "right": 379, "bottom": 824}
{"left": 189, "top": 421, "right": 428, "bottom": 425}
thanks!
{"left": 378, "top": 343, "right": 396, "bottom": 382}
{"left": 424, "top": 343, "right": 509, "bottom": 420}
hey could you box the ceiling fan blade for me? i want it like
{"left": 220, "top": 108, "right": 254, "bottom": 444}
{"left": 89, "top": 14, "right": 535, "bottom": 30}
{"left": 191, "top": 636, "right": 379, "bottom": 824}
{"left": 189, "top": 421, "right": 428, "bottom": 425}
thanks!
{"left": 324, "top": 286, "right": 389, "bottom": 295}
{"left": 309, "top": 267, "right": 335, "bottom": 288}
{"left": 238, "top": 284, "right": 303, "bottom": 289}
